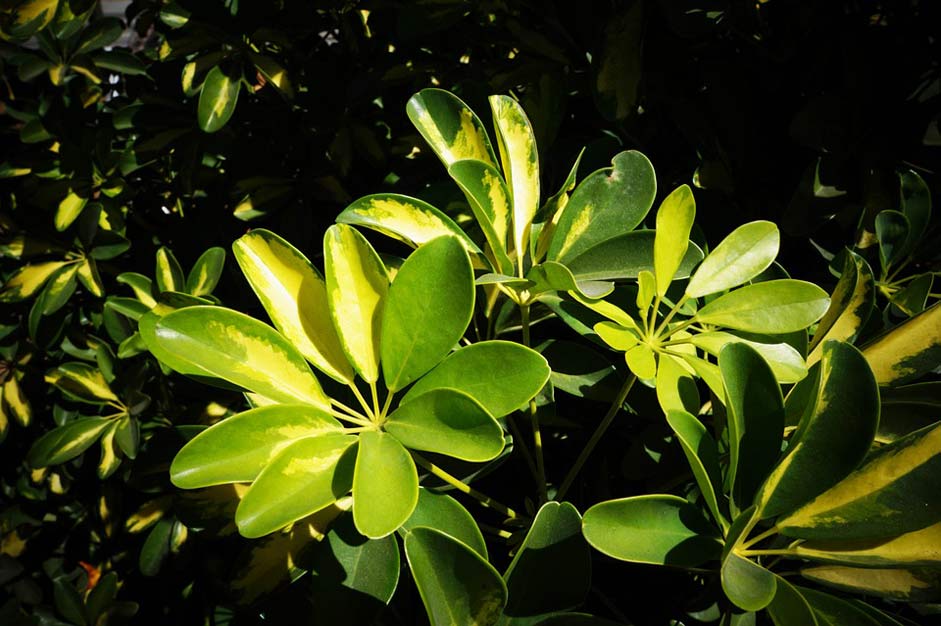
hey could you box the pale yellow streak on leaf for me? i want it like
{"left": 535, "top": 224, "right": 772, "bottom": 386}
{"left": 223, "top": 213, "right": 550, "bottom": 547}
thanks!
{"left": 282, "top": 445, "right": 348, "bottom": 476}
{"left": 205, "top": 319, "right": 328, "bottom": 407}
{"left": 235, "top": 233, "right": 353, "bottom": 383}
{"left": 802, "top": 565, "right": 933, "bottom": 599}
{"left": 482, "top": 168, "right": 510, "bottom": 249}
{"left": 491, "top": 97, "right": 539, "bottom": 265}
{"left": 2, "top": 378, "right": 31, "bottom": 426}
{"left": 0, "top": 261, "right": 67, "bottom": 301}
{"left": 77, "top": 260, "right": 103, "bottom": 297}
{"left": 862, "top": 303, "right": 941, "bottom": 384}
{"left": 796, "top": 522, "right": 941, "bottom": 565}
{"left": 554, "top": 204, "right": 593, "bottom": 261}
{"left": 779, "top": 424, "right": 941, "bottom": 529}
{"left": 415, "top": 107, "right": 494, "bottom": 167}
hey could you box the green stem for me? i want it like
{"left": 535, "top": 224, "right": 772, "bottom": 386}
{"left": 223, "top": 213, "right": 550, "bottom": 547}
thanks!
{"left": 348, "top": 383, "right": 374, "bottom": 420}
{"left": 329, "top": 409, "right": 372, "bottom": 428}
{"left": 411, "top": 452, "right": 519, "bottom": 519}
{"left": 369, "top": 381, "right": 382, "bottom": 420}
{"left": 330, "top": 397, "right": 370, "bottom": 422}
{"left": 740, "top": 525, "right": 780, "bottom": 550}
{"left": 654, "top": 294, "right": 690, "bottom": 339}
{"left": 557, "top": 373, "right": 637, "bottom": 501}
{"left": 738, "top": 548, "right": 797, "bottom": 558}
{"left": 506, "top": 413, "right": 540, "bottom": 486}
{"left": 520, "top": 303, "right": 548, "bottom": 504}
{"left": 379, "top": 389, "right": 395, "bottom": 422}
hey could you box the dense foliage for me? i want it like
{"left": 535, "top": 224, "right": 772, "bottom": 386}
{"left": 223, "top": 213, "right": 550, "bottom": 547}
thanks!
{"left": 1, "top": 1, "right": 940, "bottom": 625}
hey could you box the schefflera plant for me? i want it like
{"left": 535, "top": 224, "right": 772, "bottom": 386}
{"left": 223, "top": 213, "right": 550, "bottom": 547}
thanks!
{"left": 583, "top": 339, "right": 941, "bottom": 624}
{"left": 142, "top": 225, "right": 550, "bottom": 540}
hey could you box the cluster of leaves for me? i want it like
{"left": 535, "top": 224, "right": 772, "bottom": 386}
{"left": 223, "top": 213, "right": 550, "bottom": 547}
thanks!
{"left": 2, "top": 1, "right": 941, "bottom": 625}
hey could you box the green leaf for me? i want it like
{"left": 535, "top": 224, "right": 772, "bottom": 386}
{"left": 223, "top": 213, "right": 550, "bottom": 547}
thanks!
{"left": 403, "top": 341, "right": 550, "bottom": 418}
{"left": 794, "top": 522, "right": 941, "bottom": 568}
{"left": 401, "top": 488, "right": 487, "bottom": 559}
{"left": 582, "top": 495, "right": 722, "bottom": 567}
{"left": 719, "top": 343, "right": 784, "bottom": 512}
{"left": 85, "top": 572, "right": 118, "bottom": 624}
{"left": 875, "top": 211, "right": 908, "bottom": 273}
{"left": 0, "top": 260, "right": 68, "bottom": 302}
{"left": 490, "top": 95, "right": 539, "bottom": 266}
{"left": 624, "top": 343, "right": 657, "bottom": 380}
{"left": 91, "top": 50, "right": 148, "bottom": 75}
{"left": 801, "top": 567, "right": 941, "bottom": 603}
{"left": 197, "top": 65, "right": 239, "bottom": 133}
{"left": 721, "top": 552, "right": 776, "bottom": 612}
{"left": 689, "top": 331, "right": 808, "bottom": 384}
{"left": 75, "top": 17, "right": 123, "bottom": 54}
{"left": 654, "top": 185, "right": 696, "bottom": 296}
{"left": 861, "top": 301, "right": 941, "bottom": 386}
{"left": 899, "top": 170, "right": 931, "bottom": 256}
{"left": 406, "top": 88, "right": 498, "bottom": 168}
{"left": 526, "top": 261, "right": 613, "bottom": 299}
{"left": 235, "top": 434, "right": 357, "bottom": 538}
{"left": 117, "top": 272, "right": 156, "bottom": 307}
{"left": 777, "top": 422, "right": 941, "bottom": 540}
{"left": 548, "top": 151, "right": 656, "bottom": 264}
{"left": 405, "top": 527, "right": 507, "bottom": 626}
{"left": 309, "top": 513, "right": 400, "bottom": 622}
{"left": 385, "top": 389, "right": 504, "bottom": 462}
{"left": 666, "top": 410, "right": 726, "bottom": 530}
{"left": 448, "top": 159, "right": 513, "bottom": 272}
{"left": 797, "top": 586, "right": 885, "bottom": 625}
{"left": 324, "top": 224, "right": 389, "bottom": 383}
{"left": 694, "top": 280, "right": 830, "bottom": 334}
{"left": 503, "top": 502, "right": 591, "bottom": 618}
{"left": 150, "top": 306, "right": 329, "bottom": 407}
{"left": 889, "top": 273, "right": 933, "bottom": 316}
{"left": 656, "top": 353, "right": 700, "bottom": 414}
{"left": 27, "top": 417, "right": 112, "bottom": 468}
{"left": 40, "top": 264, "right": 78, "bottom": 314}
{"left": 185, "top": 246, "right": 225, "bottom": 296}
{"left": 55, "top": 190, "right": 88, "bottom": 231}
{"left": 879, "top": 382, "right": 941, "bottom": 443}
{"left": 139, "top": 518, "right": 173, "bottom": 577}
{"left": 233, "top": 229, "right": 353, "bottom": 383}
{"left": 381, "top": 236, "right": 473, "bottom": 391}
{"left": 563, "top": 230, "right": 703, "bottom": 282}
{"left": 353, "top": 431, "right": 418, "bottom": 538}
{"left": 337, "top": 193, "right": 483, "bottom": 258}
{"left": 808, "top": 250, "right": 875, "bottom": 364}
{"left": 685, "top": 221, "right": 779, "bottom": 298}
{"left": 155, "top": 246, "right": 184, "bottom": 292}
{"left": 767, "top": 575, "right": 819, "bottom": 626}
{"left": 594, "top": 321, "right": 639, "bottom": 352}
{"left": 48, "top": 362, "right": 119, "bottom": 404}
{"left": 53, "top": 577, "right": 87, "bottom": 625}
{"left": 755, "top": 341, "right": 879, "bottom": 519}
{"left": 170, "top": 404, "right": 343, "bottom": 489}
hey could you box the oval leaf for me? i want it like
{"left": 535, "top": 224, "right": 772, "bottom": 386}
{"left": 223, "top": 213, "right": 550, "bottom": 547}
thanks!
{"left": 755, "top": 341, "right": 879, "bottom": 519}
{"left": 686, "top": 221, "right": 779, "bottom": 298}
{"left": 198, "top": 65, "right": 240, "bottom": 133}
{"left": 448, "top": 159, "right": 513, "bottom": 272}
{"left": 666, "top": 410, "right": 726, "bottom": 530}
{"left": 27, "top": 417, "right": 112, "bottom": 468}
{"left": 185, "top": 246, "right": 225, "bottom": 296}
{"left": 151, "top": 306, "right": 329, "bottom": 407}
{"left": 794, "top": 522, "right": 941, "bottom": 568}
{"left": 381, "top": 236, "right": 474, "bottom": 391}
{"left": 861, "top": 301, "right": 941, "bottom": 386}
{"left": 236, "top": 434, "right": 357, "bottom": 538}
{"left": 385, "top": 389, "right": 504, "bottom": 462}
{"left": 564, "top": 230, "right": 704, "bottom": 282}
{"left": 549, "top": 151, "right": 656, "bottom": 263}
{"left": 654, "top": 184, "right": 696, "bottom": 296}
{"left": 406, "top": 88, "right": 497, "bottom": 168}
{"left": 403, "top": 340, "right": 550, "bottom": 418}
{"left": 233, "top": 229, "right": 353, "bottom": 383}
{"left": 694, "top": 280, "right": 830, "bottom": 334}
{"left": 404, "top": 527, "right": 507, "bottom": 626}
{"left": 582, "top": 495, "right": 721, "bottom": 567}
{"left": 324, "top": 224, "right": 389, "bottom": 383}
{"left": 401, "top": 488, "right": 487, "bottom": 559}
{"left": 353, "top": 431, "right": 418, "bottom": 538}
{"left": 808, "top": 251, "right": 874, "bottom": 364}
{"left": 170, "top": 404, "right": 343, "bottom": 489}
{"left": 721, "top": 552, "right": 776, "bottom": 612}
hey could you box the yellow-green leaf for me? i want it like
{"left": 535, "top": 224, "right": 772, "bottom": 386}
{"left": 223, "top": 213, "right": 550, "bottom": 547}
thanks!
{"left": 170, "top": 404, "right": 344, "bottom": 489}
{"left": 155, "top": 246, "right": 184, "bottom": 292}
{"left": 151, "top": 306, "right": 329, "bottom": 408}
{"left": 801, "top": 566, "right": 941, "bottom": 602}
{"left": 233, "top": 229, "right": 353, "bottom": 383}
{"left": 685, "top": 221, "right": 779, "bottom": 298}
{"left": 48, "top": 362, "right": 119, "bottom": 404}
{"left": 808, "top": 251, "right": 874, "bottom": 365}
{"left": 447, "top": 159, "right": 514, "bottom": 273}
{"left": 336, "top": 194, "right": 482, "bottom": 257}
{"left": 352, "top": 431, "right": 418, "bottom": 539}
{"left": 690, "top": 331, "right": 808, "bottom": 384}
{"left": 198, "top": 65, "right": 240, "bottom": 133}
{"left": 594, "top": 321, "right": 639, "bottom": 351}
{"left": 27, "top": 417, "right": 112, "bottom": 468}
{"left": 794, "top": 522, "right": 941, "bottom": 568}
{"left": 654, "top": 185, "right": 696, "bottom": 297}
{"left": 55, "top": 191, "right": 87, "bottom": 231}
{"left": 77, "top": 259, "right": 104, "bottom": 297}
{"left": 405, "top": 88, "right": 497, "bottom": 169}
{"left": 778, "top": 423, "right": 941, "bottom": 540}
{"left": 490, "top": 95, "right": 539, "bottom": 268}
{"left": 0, "top": 260, "right": 68, "bottom": 302}
{"left": 323, "top": 225, "right": 389, "bottom": 383}
{"left": 624, "top": 343, "right": 656, "bottom": 380}
{"left": 861, "top": 301, "right": 941, "bottom": 386}
{"left": 2, "top": 377, "right": 31, "bottom": 427}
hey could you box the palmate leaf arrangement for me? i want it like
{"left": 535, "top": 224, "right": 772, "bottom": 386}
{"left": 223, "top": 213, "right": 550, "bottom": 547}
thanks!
{"left": 27, "top": 88, "right": 941, "bottom": 625}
